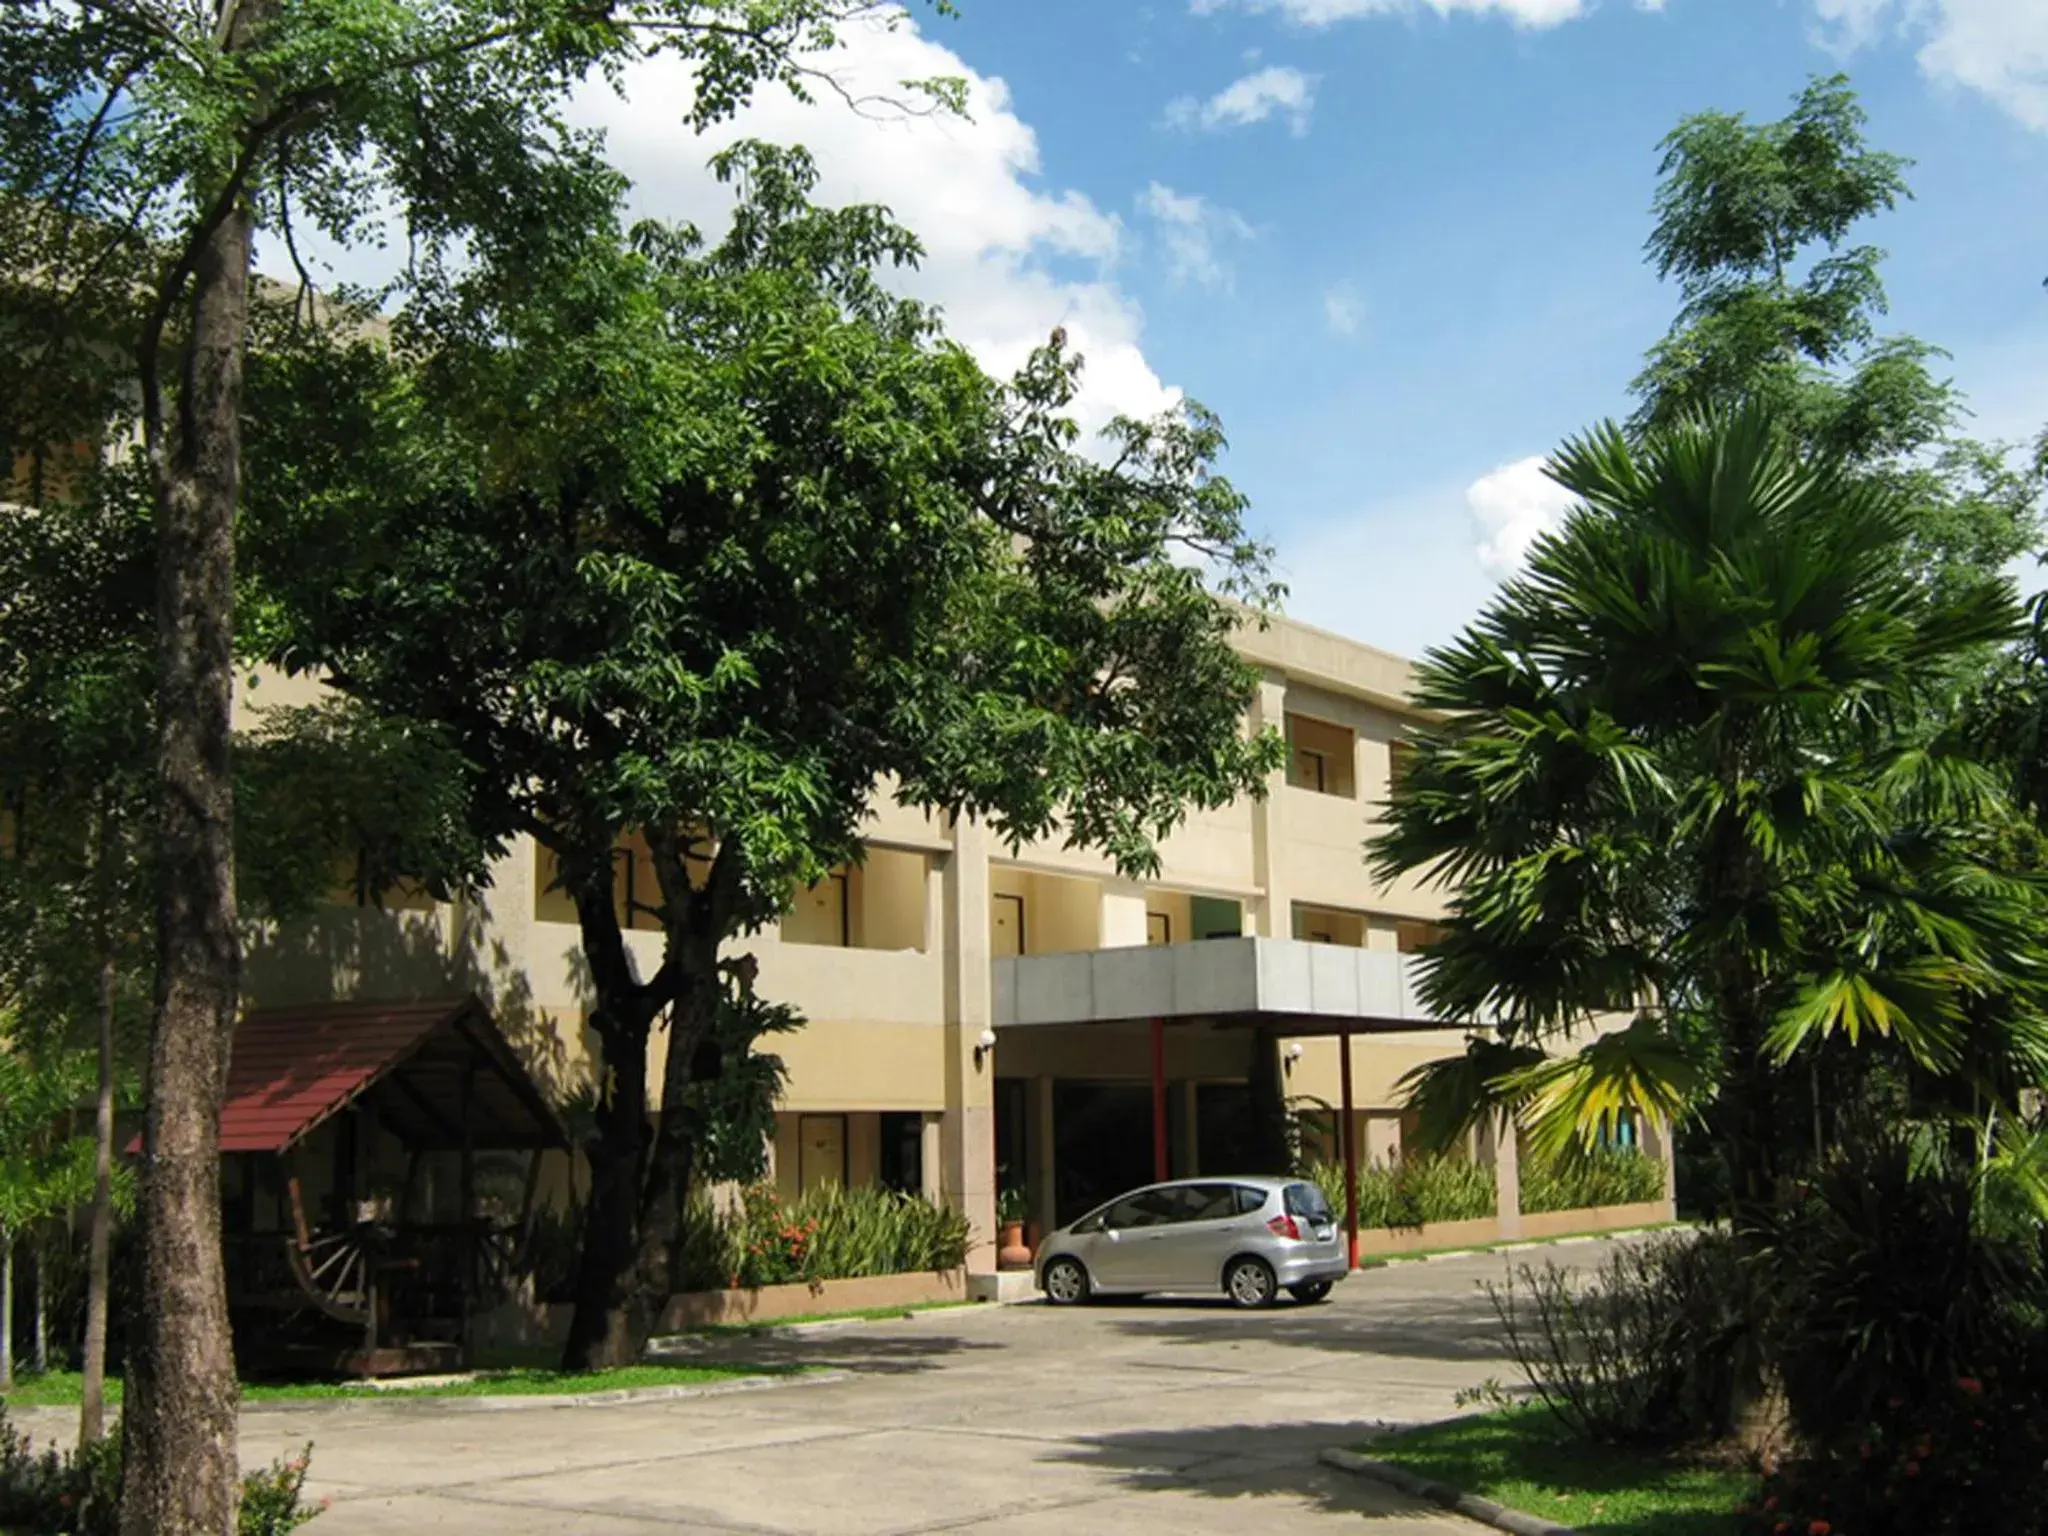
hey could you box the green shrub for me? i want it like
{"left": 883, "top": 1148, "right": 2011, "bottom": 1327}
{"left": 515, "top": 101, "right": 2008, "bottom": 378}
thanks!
{"left": 1306, "top": 1153, "right": 1496, "bottom": 1229}
{"left": 670, "top": 1183, "right": 970, "bottom": 1292}
{"left": 0, "top": 1414, "right": 322, "bottom": 1535}
{"left": 1520, "top": 1147, "right": 1666, "bottom": 1214}
{"left": 1484, "top": 1229, "right": 1748, "bottom": 1450}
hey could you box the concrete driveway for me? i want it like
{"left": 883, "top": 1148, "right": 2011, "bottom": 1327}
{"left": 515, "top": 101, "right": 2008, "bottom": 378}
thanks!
{"left": 25, "top": 1238, "right": 1633, "bottom": 1534}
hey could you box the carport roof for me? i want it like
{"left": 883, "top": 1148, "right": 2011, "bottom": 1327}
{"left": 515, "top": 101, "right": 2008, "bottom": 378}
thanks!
{"left": 992, "top": 936, "right": 1483, "bottom": 1037}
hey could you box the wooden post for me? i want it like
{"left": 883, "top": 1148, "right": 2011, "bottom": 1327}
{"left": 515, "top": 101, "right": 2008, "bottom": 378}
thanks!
{"left": 1150, "top": 1018, "right": 1168, "bottom": 1184}
{"left": 1340, "top": 1029, "right": 1359, "bottom": 1272}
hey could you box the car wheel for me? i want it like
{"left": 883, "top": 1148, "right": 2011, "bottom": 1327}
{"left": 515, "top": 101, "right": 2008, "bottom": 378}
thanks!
{"left": 1224, "top": 1256, "right": 1278, "bottom": 1309}
{"left": 1042, "top": 1256, "right": 1091, "bottom": 1306}
{"left": 1288, "top": 1280, "right": 1333, "bottom": 1304}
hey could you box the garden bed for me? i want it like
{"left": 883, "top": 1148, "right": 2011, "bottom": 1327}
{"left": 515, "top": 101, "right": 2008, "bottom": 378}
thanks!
{"left": 1359, "top": 1407, "right": 1744, "bottom": 1535}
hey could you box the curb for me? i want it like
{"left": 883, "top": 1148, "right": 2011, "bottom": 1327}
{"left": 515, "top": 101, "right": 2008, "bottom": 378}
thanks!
{"left": 1320, "top": 1447, "right": 1575, "bottom": 1536}
{"left": 238, "top": 1368, "right": 850, "bottom": 1416}
{"left": 1370, "top": 1225, "right": 1676, "bottom": 1269}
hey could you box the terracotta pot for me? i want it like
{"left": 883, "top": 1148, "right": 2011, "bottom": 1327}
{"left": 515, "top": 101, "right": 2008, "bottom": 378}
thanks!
{"left": 997, "top": 1220, "right": 1032, "bottom": 1270}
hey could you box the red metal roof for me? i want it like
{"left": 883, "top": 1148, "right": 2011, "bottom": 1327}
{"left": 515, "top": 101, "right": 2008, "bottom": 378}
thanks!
{"left": 218, "top": 999, "right": 461, "bottom": 1153}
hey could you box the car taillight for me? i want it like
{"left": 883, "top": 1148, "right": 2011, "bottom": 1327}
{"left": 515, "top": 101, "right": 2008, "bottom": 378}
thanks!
{"left": 1266, "top": 1213, "right": 1300, "bottom": 1241}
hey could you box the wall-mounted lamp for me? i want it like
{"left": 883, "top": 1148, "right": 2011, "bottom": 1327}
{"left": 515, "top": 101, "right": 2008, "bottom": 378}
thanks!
{"left": 1283, "top": 1041, "right": 1305, "bottom": 1075}
{"left": 974, "top": 1027, "right": 997, "bottom": 1067}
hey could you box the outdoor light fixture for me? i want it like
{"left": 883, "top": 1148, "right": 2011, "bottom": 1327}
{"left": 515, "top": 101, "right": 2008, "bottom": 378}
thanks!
{"left": 1284, "top": 1041, "right": 1305, "bottom": 1075}
{"left": 974, "top": 1027, "right": 997, "bottom": 1067}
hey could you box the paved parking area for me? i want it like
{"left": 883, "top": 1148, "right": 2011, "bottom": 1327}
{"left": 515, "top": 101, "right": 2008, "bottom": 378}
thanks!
{"left": 16, "top": 1237, "right": 1634, "bottom": 1534}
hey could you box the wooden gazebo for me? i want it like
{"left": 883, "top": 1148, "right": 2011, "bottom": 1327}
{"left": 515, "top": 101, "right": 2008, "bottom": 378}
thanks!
{"left": 207, "top": 996, "right": 568, "bottom": 1377}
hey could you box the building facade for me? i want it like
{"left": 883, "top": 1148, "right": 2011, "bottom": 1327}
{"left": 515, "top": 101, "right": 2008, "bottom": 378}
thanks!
{"left": 240, "top": 611, "right": 1603, "bottom": 1275}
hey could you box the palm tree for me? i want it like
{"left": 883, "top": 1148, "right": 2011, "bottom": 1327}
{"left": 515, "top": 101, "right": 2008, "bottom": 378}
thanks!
{"left": 1372, "top": 406, "right": 2047, "bottom": 1239}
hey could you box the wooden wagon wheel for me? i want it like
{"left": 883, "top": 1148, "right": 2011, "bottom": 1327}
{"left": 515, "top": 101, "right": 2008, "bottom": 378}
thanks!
{"left": 282, "top": 1177, "right": 373, "bottom": 1326}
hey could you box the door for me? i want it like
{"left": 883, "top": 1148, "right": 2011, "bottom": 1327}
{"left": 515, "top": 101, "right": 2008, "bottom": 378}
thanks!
{"left": 798, "top": 1114, "right": 847, "bottom": 1191}
{"left": 1090, "top": 1187, "right": 1185, "bottom": 1289}
{"left": 1157, "top": 1183, "right": 1252, "bottom": 1290}
{"left": 991, "top": 892, "right": 1025, "bottom": 958}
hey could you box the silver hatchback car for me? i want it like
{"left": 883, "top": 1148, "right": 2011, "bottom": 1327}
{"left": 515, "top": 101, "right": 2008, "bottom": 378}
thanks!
{"left": 1035, "top": 1176, "right": 1348, "bottom": 1308}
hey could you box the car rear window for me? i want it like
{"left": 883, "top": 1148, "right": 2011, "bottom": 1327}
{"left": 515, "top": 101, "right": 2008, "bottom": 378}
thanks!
{"left": 1284, "top": 1182, "right": 1334, "bottom": 1222}
{"left": 1231, "top": 1185, "right": 1268, "bottom": 1215}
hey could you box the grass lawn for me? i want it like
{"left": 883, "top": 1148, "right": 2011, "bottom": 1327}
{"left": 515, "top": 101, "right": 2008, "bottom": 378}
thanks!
{"left": 0, "top": 1360, "right": 793, "bottom": 1408}
{"left": 1366, "top": 1407, "right": 1747, "bottom": 1536}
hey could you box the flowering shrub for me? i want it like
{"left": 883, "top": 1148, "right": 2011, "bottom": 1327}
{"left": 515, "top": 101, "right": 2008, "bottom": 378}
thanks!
{"left": 674, "top": 1183, "right": 972, "bottom": 1292}
{"left": 0, "top": 1408, "right": 323, "bottom": 1535}
{"left": 1738, "top": 1370, "right": 2048, "bottom": 1536}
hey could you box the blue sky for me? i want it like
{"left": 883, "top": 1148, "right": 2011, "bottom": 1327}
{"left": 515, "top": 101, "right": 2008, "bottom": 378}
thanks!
{"left": 560, "top": 1, "right": 2048, "bottom": 657}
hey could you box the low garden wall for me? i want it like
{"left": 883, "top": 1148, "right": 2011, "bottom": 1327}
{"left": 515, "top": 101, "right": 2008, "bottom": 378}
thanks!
{"left": 658, "top": 1267, "right": 968, "bottom": 1329}
{"left": 1350, "top": 1197, "right": 1675, "bottom": 1257}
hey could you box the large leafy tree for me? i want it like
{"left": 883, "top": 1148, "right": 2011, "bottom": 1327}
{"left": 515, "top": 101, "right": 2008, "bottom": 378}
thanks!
{"left": 1372, "top": 409, "right": 2046, "bottom": 1239}
{"left": 0, "top": 4, "right": 940, "bottom": 1525}
{"left": 245, "top": 144, "right": 1282, "bottom": 1368}
{"left": 1633, "top": 74, "right": 2041, "bottom": 593}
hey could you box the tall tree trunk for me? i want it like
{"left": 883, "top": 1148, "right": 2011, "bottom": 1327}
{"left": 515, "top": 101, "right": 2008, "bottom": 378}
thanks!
{"left": 0, "top": 1229, "right": 12, "bottom": 1391}
{"left": 639, "top": 953, "right": 719, "bottom": 1304}
{"left": 81, "top": 807, "right": 120, "bottom": 1445}
{"left": 123, "top": 177, "right": 256, "bottom": 1536}
{"left": 559, "top": 1011, "right": 651, "bottom": 1371}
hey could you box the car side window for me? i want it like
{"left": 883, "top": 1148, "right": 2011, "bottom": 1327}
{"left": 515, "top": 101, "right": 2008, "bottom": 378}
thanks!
{"left": 1104, "top": 1189, "right": 1183, "bottom": 1229}
{"left": 1232, "top": 1185, "right": 1268, "bottom": 1216}
{"left": 1181, "top": 1184, "right": 1239, "bottom": 1222}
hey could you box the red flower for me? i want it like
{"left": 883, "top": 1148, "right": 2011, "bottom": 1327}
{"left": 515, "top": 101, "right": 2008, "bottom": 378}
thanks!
{"left": 1809, "top": 1522, "right": 1832, "bottom": 1535}
{"left": 1763, "top": 1497, "right": 1779, "bottom": 1513}
{"left": 1905, "top": 1461, "right": 1921, "bottom": 1477}
{"left": 1958, "top": 1376, "right": 1983, "bottom": 1395}
{"left": 1972, "top": 1419, "right": 1987, "bottom": 1431}
{"left": 1775, "top": 1523, "right": 1790, "bottom": 1535}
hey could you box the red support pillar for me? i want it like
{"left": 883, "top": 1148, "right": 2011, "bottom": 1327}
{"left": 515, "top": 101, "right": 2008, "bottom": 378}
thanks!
{"left": 1340, "top": 1028, "right": 1359, "bottom": 1271}
{"left": 1150, "top": 1017, "right": 1169, "bottom": 1184}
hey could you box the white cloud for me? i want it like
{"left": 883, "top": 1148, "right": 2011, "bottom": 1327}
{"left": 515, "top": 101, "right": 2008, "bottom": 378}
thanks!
{"left": 1323, "top": 281, "right": 1365, "bottom": 337}
{"left": 1166, "top": 65, "right": 1319, "bottom": 135}
{"left": 1192, "top": 0, "right": 1590, "bottom": 30}
{"left": 1138, "top": 182, "right": 1255, "bottom": 290}
{"left": 557, "top": 13, "right": 1178, "bottom": 443}
{"left": 1814, "top": 0, "right": 2048, "bottom": 132}
{"left": 1466, "top": 456, "right": 1577, "bottom": 577}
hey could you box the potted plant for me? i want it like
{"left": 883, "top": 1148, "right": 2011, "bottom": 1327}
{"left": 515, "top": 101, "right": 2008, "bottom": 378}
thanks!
{"left": 996, "top": 1186, "right": 1032, "bottom": 1270}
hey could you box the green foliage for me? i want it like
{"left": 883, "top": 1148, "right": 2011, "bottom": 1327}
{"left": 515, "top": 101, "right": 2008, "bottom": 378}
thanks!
{"left": 0, "top": 1049, "right": 112, "bottom": 1238}
{"left": 1518, "top": 1147, "right": 1666, "bottom": 1215}
{"left": 1306, "top": 1153, "right": 1497, "bottom": 1229}
{"left": 1759, "top": 1132, "right": 2046, "bottom": 1454}
{"left": 1632, "top": 74, "right": 2040, "bottom": 593}
{"left": 1484, "top": 1231, "right": 1749, "bottom": 1450}
{"left": 0, "top": 1413, "right": 321, "bottom": 1534}
{"left": 240, "top": 140, "right": 1278, "bottom": 1344}
{"left": 1371, "top": 406, "right": 2041, "bottom": 1217}
{"left": 675, "top": 1184, "right": 971, "bottom": 1293}
{"left": 1740, "top": 1366, "right": 2048, "bottom": 1536}
{"left": 1372, "top": 1406, "right": 1749, "bottom": 1534}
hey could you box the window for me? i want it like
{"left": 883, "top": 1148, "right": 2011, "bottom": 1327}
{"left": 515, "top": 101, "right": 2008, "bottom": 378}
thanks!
{"left": 1146, "top": 911, "right": 1172, "bottom": 946}
{"left": 880, "top": 1112, "right": 925, "bottom": 1195}
{"left": 1285, "top": 1182, "right": 1335, "bottom": 1223}
{"left": 1189, "top": 895, "right": 1243, "bottom": 940}
{"left": 1388, "top": 739, "right": 1419, "bottom": 799}
{"left": 1395, "top": 919, "right": 1448, "bottom": 955}
{"left": 1232, "top": 1185, "right": 1269, "bottom": 1216}
{"left": 1104, "top": 1188, "right": 1184, "bottom": 1229}
{"left": 1283, "top": 713, "right": 1357, "bottom": 798}
{"left": 1292, "top": 904, "right": 1364, "bottom": 947}
{"left": 1179, "top": 1184, "right": 1240, "bottom": 1222}
{"left": 783, "top": 871, "right": 850, "bottom": 946}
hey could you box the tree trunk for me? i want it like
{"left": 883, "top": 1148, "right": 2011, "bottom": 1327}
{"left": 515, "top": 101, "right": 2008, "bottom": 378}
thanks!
{"left": 559, "top": 1011, "right": 652, "bottom": 1371}
{"left": 639, "top": 957, "right": 719, "bottom": 1304}
{"left": 82, "top": 823, "right": 119, "bottom": 1444}
{"left": 122, "top": 175, "right": 256, "bottom": 1536}
{"left": 31, "top": 1239, "right": 46, "bottom": 1375}
{"left": 1, "top": 1228, "right": 13, "bottom": 1391}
